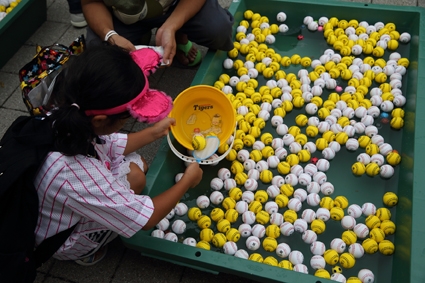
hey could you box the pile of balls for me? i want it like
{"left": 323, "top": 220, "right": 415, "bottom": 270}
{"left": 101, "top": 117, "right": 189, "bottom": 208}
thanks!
{"left": 0, "top": 0, "right": 21, "bottom": 21}
{"left": 152, "top": 9, "right": 411, "bottom": 283}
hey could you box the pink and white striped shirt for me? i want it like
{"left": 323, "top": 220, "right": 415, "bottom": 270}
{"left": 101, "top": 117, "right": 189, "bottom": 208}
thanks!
{"left": 34, "top": 133, "right": 154, "bottom": 260}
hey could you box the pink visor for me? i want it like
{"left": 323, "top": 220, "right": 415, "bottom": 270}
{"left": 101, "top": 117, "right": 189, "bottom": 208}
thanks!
{"left": 84, "top": 48, "right": 173, "bottom": 123}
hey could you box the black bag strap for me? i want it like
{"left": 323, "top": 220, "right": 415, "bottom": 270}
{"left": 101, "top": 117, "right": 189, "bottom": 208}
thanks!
{"left": 34, "top": 224, "right": 77, "bottom": 268}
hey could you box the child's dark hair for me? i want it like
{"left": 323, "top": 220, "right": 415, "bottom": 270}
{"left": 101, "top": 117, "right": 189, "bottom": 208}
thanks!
{"left": 50, "top": 44, "right": 146, "bottom": 156}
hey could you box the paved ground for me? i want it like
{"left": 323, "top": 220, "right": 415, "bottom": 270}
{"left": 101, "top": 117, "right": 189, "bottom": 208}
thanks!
{"left": 0, "top": 0, "right": 423, "bottom": 282}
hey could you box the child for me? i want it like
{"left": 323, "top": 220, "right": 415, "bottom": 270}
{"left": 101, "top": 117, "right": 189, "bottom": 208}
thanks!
{"left": 34, "top": 44, "right": 203, "bottom": 266}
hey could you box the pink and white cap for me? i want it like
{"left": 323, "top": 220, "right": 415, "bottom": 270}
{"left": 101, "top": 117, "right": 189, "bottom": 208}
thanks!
{"left": 85, "top": 48, "right": 173, "bottom": 123}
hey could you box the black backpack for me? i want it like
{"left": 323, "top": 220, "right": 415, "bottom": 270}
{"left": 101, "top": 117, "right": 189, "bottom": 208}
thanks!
{"left": 0, "top": 116, "right": 75, "bottom": 282}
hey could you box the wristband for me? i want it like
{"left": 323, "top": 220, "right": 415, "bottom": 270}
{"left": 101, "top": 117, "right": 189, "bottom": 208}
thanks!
{"left": 104, "top": 30, "right": 118, "bottom": 42}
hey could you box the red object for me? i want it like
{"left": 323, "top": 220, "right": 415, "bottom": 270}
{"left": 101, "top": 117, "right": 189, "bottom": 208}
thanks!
{"left": 297, "top": 35, "right": 304, "bottom": 40}
{"left": 311, "top": 157, "right": 319, "bottom": 164}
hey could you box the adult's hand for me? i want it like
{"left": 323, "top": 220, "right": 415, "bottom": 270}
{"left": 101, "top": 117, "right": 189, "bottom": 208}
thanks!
{"left": 155, "top": 26, "right": 176, "bottom": 66}
{"left": 108, "top": 34, "right": 136, "bottom": 51}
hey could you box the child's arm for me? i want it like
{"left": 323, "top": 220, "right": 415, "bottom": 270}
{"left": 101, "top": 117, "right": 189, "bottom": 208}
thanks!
{"left": 142, "top": 162, "right": 203, "bottom": 230}
{"left": 123, "top": 117, "right": 175, "bottom": 156}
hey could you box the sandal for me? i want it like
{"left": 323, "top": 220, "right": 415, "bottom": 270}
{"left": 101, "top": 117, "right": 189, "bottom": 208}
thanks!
{"left": 176, "top": 40, "right": 202, "bottom": 67}
{"left": 75, "top": 246, "right": 108, "bottom": 266}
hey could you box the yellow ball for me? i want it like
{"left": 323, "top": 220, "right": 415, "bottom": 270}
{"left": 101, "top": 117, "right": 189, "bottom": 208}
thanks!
{"left": 330, "top": 207, "right": 345, "bottom": 221}
{"left": 210, "top": 208, "right": 225, "bottom": 222}
{"left": 347, "top": 277, "right": 362, "bottom": 283}
{"left": 295, "top": 134, "right": 308, "bottom": 146}
{"left": 334, "top": 196, "right": 349, "bottom": 209}
{"left": 253, "top": 117, "right": 266, "bottom": 129}
{"left": 254, "top": 190, "right": 269, "bottom": 203}
{"left": 315, "top": 269, "right": 331, "bottom": 279}
{"left": 358, "top": 135, "right": 371, "bottom": 148}
{"left": 263, "top": 256, "right": 278, "bottom": 266}
{"left": 226, "top": 228, "right": 241, "bottom": 242}
{"left": 200, "top": 228, "right": 214, "bottom": 242}
{"left": 275, "top": 194, "right": 289, "bottom": 208}
{"left": 231, "top": 161, "right": 244, "bottom": 174}
{"left": 225, "top": 149, "right": 237, "bottom": 161}
{"left": 311, "top": 219, "right": 326, "bottom": 234}
{"left": 335, "top": 132, "right": 348, "bottom": 145}
{"left": 225, "top": 208, "right": 239, "bottom": 223}
{"left": 379, "top": 239, "right": 395, "bottom": 255}
{"left": 339, "top": 252, "right": 355, "bottom": 269}
{"left": 286, "top": 154, "right": 300, "bottom": 166}
{"left": 249, "top": 126, "right": 261, "bottom": 138}
{"left": 297, "top": 149, "right": 311, "bottom": 163}
{"left": 277, "top": 161, "right": 291, "bottom": 175}
{"left": 192, "top": 135, "right": 206, "bottom": 150}
{"left": 234, "top": 172, "right": 248, "bottom": 186}
{"left": 249, "top": 149, "right": 263, "bottom": 161}
{"left": 295, "top": 114, "right": 308, "bottom": 126}
{"left": 390, "top": 117, "right": 404, "bottom": 130}
{"left": 188, "top": 207, "right": 202, "bottom": 221}
{"left": 324, "top": 249, "right": 339, "bottom": 265}
{"left": 365, "top": 215, "right": 381, "bottom": 229}
{"left": 351, "top": 161, "right": 366, "bottom": 176}
{"left": 227, "top": 48, "right": 239, "bottom": 59}
{"left": 249, "top": 253, "right": 263, "bottom": 263}
{"left": 197, "top": 215, "right": 212, "bottom": 229}
{"left": 248, "top": 200, "right": 263, "bottom": 214}
{"left": 383, "top": 192, "right": 398, "bottom": 207}
{"left": 256, "top": 210, "right": 270, "bottom": 225}
{"left": 211, "top": 232, "right": 227, "bottom": 248}
{"left": 262, "top": 237, "right": 278, "bottom": 252}
{"left": 365, "top": 162, "right": 380, "bottom": 176}
{"left": 222, "top": 197, "right": 236, "bottom": 210}
{"left": 332, "top": 266, "right": 343, "bottom": 274}
{"left": 292, "top": 96, "right": 305, "bottom": 108}
{"left": 342, "top": 230, "right": 357, "bottom": 245}
{"left": 216, "top": 219, "right": 231, "bottom": 233}
{"left": 232, "top": 138, "right": 244, "bottom": 151}
{"left": 280, "top": 184, "right": 294, "bottom": 197}
{"left": 260, "top": 169, "right": 273, "bottom": 183}
{"left": 306, "top": 125, "right": 319, "bottom": 137}
{"left": 266, "top": 224, "right": 281, "bottom": 238}
{"left": 369, "top": 227, "right": 385, "bottom": 243}
{"left": 243, "top": 9, "right": 254, "bottom": 19}
{"left": 229, "top": 187, "right": 243, "bottom": 201}
{"left": 362, "top": 238, "right": 379, "bottom": 254}
{"left": 261, "top": 146, "right": 275, "bottom": 158}
{"left": 217, "top": 143, "right": 229, "bottom": 154}
{"left": 380, "top": 220, "right": 396, "bottom": 235}
{"left": 376, "top": 207, "right": 392, "bottom": 221}
{"left": 244, "top": 134, "right": 256, "bottom": 147}
{"left": 315, "top": 138, "right": 329, "bottom": 151}
{"left": 320, "top": 197, "right": 334, "bottom": 210}
{"left": 196, "top": 240, "right": 210, "bottom": 250}
{"left": 283, "top": 209, "right": 298, "bottom": 223}
{"left": 260, "top": 132, "right": 273, "bottom": 145}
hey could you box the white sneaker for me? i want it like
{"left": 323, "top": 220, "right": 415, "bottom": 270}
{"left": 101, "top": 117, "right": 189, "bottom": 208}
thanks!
{"left": 70, "top": 13, "right": 87, "bottom": 28}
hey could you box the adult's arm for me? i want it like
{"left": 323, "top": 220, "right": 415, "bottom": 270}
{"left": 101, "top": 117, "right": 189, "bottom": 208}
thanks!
{"left": 82, "top": 0, "right": 136, "bottom": 50}
{"left": 156, "top": 0, "right": 206, "bottom": 65}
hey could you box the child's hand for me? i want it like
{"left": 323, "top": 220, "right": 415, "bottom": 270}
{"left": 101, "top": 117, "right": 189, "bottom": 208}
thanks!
{"left": 152, "top": 117, "right": 176, "bottom": 139}
{"left": 182, "top": 162, "right": 203, "bottom": 188}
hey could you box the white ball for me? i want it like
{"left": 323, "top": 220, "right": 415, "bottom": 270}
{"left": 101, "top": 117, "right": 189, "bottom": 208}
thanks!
{"left": 271, "top": 175, "right": 285, "bottom": 187}
{"left": 274, "top": 147, "right": 288, "bottom": 160}
{"left": 320, "top": 182, "right": 334, "bottom": 195}
{"left": 172, "top": 219, "right": 187, "bottom": 234}
{"left": 234, "top": 249, "right": 249, "bottom": 259}
{"left": 166, "top": 208, "right": 175, "bottom": 219}
{"left": 265, "top": 34, "right": 276, "bottom": 44}
{"left": 244, "top": 160, "right": 256, "bottom": 171}
{"left": 316, "top": 208, "right": 330, "bottom": 221}
{"left": 354, "top": 223, "right": 369, "bottom": 238}
{"left": 379, "top": 143, "right": 393, "bottom": 156}
{"left": 302, "top": 230, "right": 317, "bottom": 244}
{"left": 370, "top": 154, "right": 385, "bottom": 166}
{"left": 258, "top": 110, "right": 270, "bottom": 121}
{"left": 399, "top": 32, "right": 411, "bottom": 43}
{"left": 293, "top": 263, "right": 309, "bottom": 274}
{"left": 304, "top": 163, "right": 318, "bottom": 176}
{"left": 174, "top": 202, "right": 188, "bottom": 216}
{"left": 156, "top": 218, "right": 170, "bottom": 231}
{"left": 305, "top": 103, "right": 318, "bottom": 115}
{"left": 362, "top": 202, "right": 377, "bottom": 216}
{"left": 237, "top": 149, "right": 250, "bottom": 162}
{"left": 270, "top": 212, "right": 284, "bottom": 226}
{"left": 349, "top": 243, "right": 365, "bottom": 258}
{"left": 328, "top": 141, "right": 341, "bottom": 152}
{"left": 235, "top": 200, "right": 248, "bottom": 214}
{"left": 289, "top": 250, "right": 304, "bottom": 265}
{"left": 347, "top": 204, "right": 363, "bottom": 218}
{"left": 308, "top": 116, "right": 320, "bottom": 126}
{"left": 282, "top": 134, "right": 295, "bottom": 146}
{"left": 221, "top": 85, "right": 233, "bottom": 94}
{"left": 276, "top": 242, "right": 291, "bottom": 258}
{"left": 251, "top": 224, "right": 266, "bottom": 238}
{"left": 246, "top": 235, "right": 261, "bottom": 250}
{"left": 271, "top": 116, "right": 284, "bottom": 127}
{"left": 217, "top": 168, "right": 231, "bottom": 180}
{"left": 291, "top": 164, "right": 304, "bottom": 176}
{"left": 182, "top": 237, "right": 197, "bottom": 246}
{"left": 223, "top": 58, "right": 233, "bottom": 69}
{"left": 310, "top": 241, "right": 326, "bottom": 255}
{"left": 265, "top": 201, "right": 279, "bottom": 214}
{"left": 151, "top": 229, "right": 165, "bottom": 238}
{"left": 277, "top": 12, "right": 287, "bottom": 22}
{"left": 267, "top": 155, "right": 280, "bottom": 168}
{"left": 164, "top": 231, "right": 178, "bottom": 242}
{"left": 175, "top": 173, "right": 184, "bottom": 183}
{"left": 303, "top": 16, "right": 314, "bottom": 25}
{"left": 380, "top": 164, "right": 395, "bottom": 178}
{"left": 285, "top": 173, "right": 299, "bottom": 186}
{"left": 357, "top": 153, "right": 371, "bottom": 165}
{"left": 310, "top": 255, "right": 326, "bottom": 270}
{"left": 294, "top": 188, "right": 308, "bottom": 201}
{"left": 330, "top": 238, "right": 346, "bottom": 253}
{"left": 255, "top": 160, "right": 269, "bottom": 172}
{"left": 196, "top": 195, "right": 210, "bottom": 209}
{"left": 279, "top": 23, "right": 289, "bottom": 33}
{"left": 210, "top": 177, "right": 224, "bottom": 191}
{"left": 298, "top": 173, "right": 312, "bottom": 186}
{"left": 242, "top": 191, "right": 255, "bottom": 203}
{"left": 223, "top": 178, "right": 237, "bottom": 190}
{"left": 306, "top": 181, "right": 321, "bottom": 194}
{"left": 358, "top": 268, "right": 375, "bottom": 283}
{"left": 242, "top": 210, "right": 256, "bottom": 224}
{"left": 341, "top": 215, "right": 356, "bottom": 230}
{"left": 304, "top": 141, "right": 317, "bottom": 154}
{"left": 316, "top": 159, "right": 330, "bottom": 172}
{"left": 238, "top": 223, "right": 252, "bottom": 237}
{"left": 276, "top": 123, "right": 289, "bottom": 135}
{"left": 306, "top": 193, "right": 321, "bottom": 206}
{"left": 244, "top": 178, "right": 259, "bottom": 191}
{"left": 307, "top": 21, "right": 318, "bottom": 31}
{"left": 313, "top": 171, "right": 327, "bottom": 185}
{"left": 280, "top": 222, "right": 295, "bottom": 236}
{"left": 294, "top": 219, "right": 308, "bottom": 233}
{"left": 331, "top": 273, "right": 346, "bottom": 282}
{"left": 209, "top": 191, "right": 224, "bottom": 205}
{"left": 247, "top": 168, "right": 260, "bottom": 181}
{"left": 346, "top": 138, "right": 359, "bottom": 151}
{"left": 302, "top": 208, "right": 316, "bottom": 223}
{"left": 288, "top": 198, "right": 302, "bottom": 212}
{"left": 365, "top": 125, "right": 378, "bottom": 137}
{"left": 223, "top": 241, "right": 238, "bottom": 255}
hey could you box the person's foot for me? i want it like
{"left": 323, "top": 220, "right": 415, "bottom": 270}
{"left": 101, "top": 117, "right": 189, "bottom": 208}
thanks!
{"left": 75, "top": 246, "right": 108, "bottom": 266}
{"left": 70, "top": 13, "right": 87, "bottom": 28}
{"left": 176, "top": 40, "right": 202, "bottom": 67}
